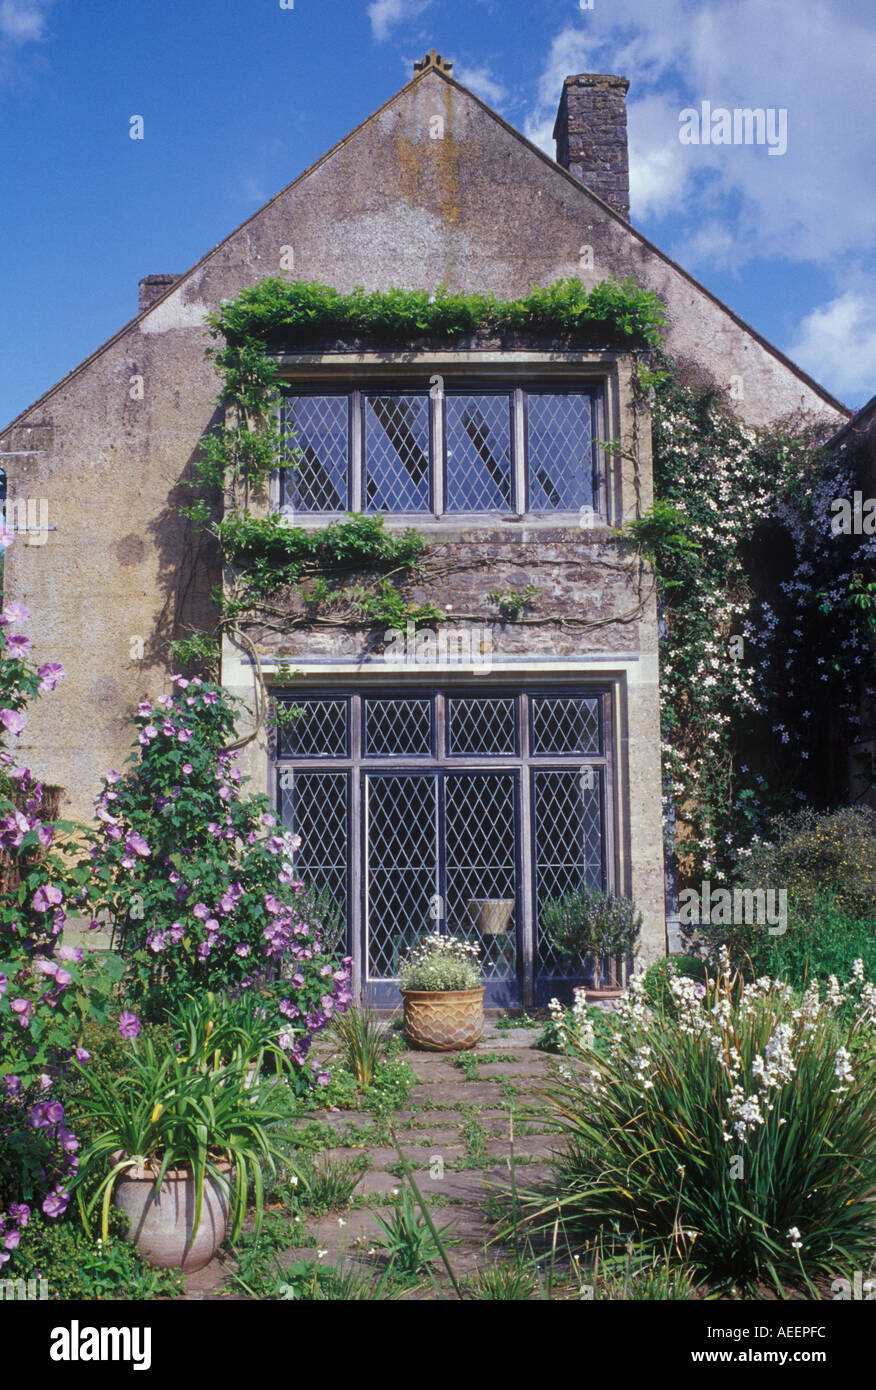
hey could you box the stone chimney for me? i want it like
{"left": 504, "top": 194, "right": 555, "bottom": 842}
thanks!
{"left": 553, "top": 74, "right": 630, "bottom": 221}
{"left": 138, "top": 274, "right": 181, "bottom": 313}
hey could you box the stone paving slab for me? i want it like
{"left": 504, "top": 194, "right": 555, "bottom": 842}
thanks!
{"left": 407, "top": 1081, "right": 521, "bottom": 1106}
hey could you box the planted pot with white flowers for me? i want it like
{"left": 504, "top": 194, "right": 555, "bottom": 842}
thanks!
{"left": 397, "top": 933, "right": 484, "bottom": 1052}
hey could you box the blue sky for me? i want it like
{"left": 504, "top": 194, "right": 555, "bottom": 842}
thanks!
{"left": 1, "top": 0, "right": 875, "bottom": 425}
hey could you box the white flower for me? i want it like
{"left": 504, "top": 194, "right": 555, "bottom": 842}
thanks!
{"left": 787, "top": 1226, "right": 802, "bottom": 1250}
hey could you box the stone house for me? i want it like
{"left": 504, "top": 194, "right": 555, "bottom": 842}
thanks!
{"left": 0, "top": 53, "right": 849, "bottom": 1005}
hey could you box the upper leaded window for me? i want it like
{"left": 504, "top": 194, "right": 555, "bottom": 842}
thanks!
{"left": 278, "top": 384, "right": 599, "bottom": 517}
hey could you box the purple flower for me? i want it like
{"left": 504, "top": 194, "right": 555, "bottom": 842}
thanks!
{"left": 0, "top": 527, "right": 15, "bottom": 552}
{"left": 41, "top": 1189, "right": 69, "bottom": 1219}
{"left": 316, "top": 1071, "right": 331, "bottom": 1086}
{"left": 74, "top": 1047, "right": 91, "bottom": 1062}
{"left": 37, "top": 662, "right": 65, "bottom": 693}
{"left": 0, "top": 972, "right": 6, "bottom": 998}
{"left": 118, "top": 1011, "right": 140, "bottom": 1040}
{"left": 4, "top": 1231, "right": 21, "bottom": 1251}
{"left": 5, "top": 634, "right": 31, "bottom": 658}
{"left": 0, "top": 708, "right": 25, "bottom": 736}
{"left": 32, "top": 883, "right": 63, "bottom": 912}
{"left": 2, "top": 601, "right": 29, "bottom": 623}
{"left": 136, "top": 702, "right": 152, "bottom": 717}
{"left": 169, "top": 922, "right": 184, "bottom": 943}
{"left": 235, "top": 943, "right": 250, "bottom": 957}
{"left": 182, "top": 762, "right": 193, "bottom": 775}
{"left": 9, "top": 1203, "right": 30, "bottom": 1227}
{"left": 125, "top": 831, "right": 150, "bottom": 857}
{"left": 11, "top": 999, "right": 32, "bottom": 1028}
{"left": 192, "top": 902, "right": 209, "bottom": 920}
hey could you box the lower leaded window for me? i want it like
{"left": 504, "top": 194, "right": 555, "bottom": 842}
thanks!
{"left": 276, "top": 689, "right": 612, "bottom": 1005}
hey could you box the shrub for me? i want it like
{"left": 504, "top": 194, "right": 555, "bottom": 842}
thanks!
{"left": 533, "top": 951, "right": 876, "bottom": 1295}
{"left": 397, "top": 934, "right": 481, "bottom": 992}
{"left": 746, "top": 894, "right": 876, "bottom": 989}
{"left": 9, "top": 1211, "right": 184, "bottom": 1300}
{"left": 80, "top": 676, "right": 353, "bottom": 1072}
{"left": 735, "top": 805, "right": 874, "bottom": 931}
{"left": 541, "top": 886, "right": 642, "bottom": 982}
{"left": 0, "top": 596, "right": 109, "bottom": 1269}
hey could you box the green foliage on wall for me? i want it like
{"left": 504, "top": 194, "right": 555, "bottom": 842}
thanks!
{"left": 205, "top": 276, "right": 667, "bottom": 390}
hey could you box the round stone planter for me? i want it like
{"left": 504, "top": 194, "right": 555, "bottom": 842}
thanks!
{"left": 113, "top": 1158, "right": 233, "bottom": 1273}
{"left": 402, "top": 987, "right": 485, "bottom": 1052}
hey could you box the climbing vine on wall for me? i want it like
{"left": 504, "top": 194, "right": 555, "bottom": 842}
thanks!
{"left": 641, "top": 363, "right": 875, "bottom": 883}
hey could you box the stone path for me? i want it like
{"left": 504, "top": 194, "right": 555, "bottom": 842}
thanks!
{"left": 180, "top": 1020, "right": 563, "bottom": 1299}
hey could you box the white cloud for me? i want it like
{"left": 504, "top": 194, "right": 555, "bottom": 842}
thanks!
{"left": 367, "top": 0, "right": 431, "bottom": 43}
{"left": 0, "top": 0, "right": 53, "bottom": 43}
{"left": 788, "top": 285, "right": 876, "bottom": 407}
{"left": 524, "top": 1, "right": 876, "bottom": 268}
{"left": 453, "top": 63, "right": 507, "bottom": 108}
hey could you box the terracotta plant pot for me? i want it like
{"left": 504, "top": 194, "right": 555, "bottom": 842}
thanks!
{"left": 113, "top": 1158, "right": 233, "bottom": 1272}
{"left": 584, "top": 986, "right": 625, "bottom": 1003}
{"left": 402, "top": 987, "right": 485, "bottom": 1051}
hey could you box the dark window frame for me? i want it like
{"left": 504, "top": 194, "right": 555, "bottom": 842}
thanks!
{"left": 276, "top": 379, "right": 604, "bottom": 519}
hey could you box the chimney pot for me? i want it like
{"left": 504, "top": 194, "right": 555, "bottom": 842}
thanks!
{"left": 553, "top": 73, "right": 631, "bottom": 221}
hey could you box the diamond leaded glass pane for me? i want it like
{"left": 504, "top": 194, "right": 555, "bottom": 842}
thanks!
{"left": 363, "top": 393, "right": 431, "bottom": 512}
{"left": 533, "top": 768, "right": 604, "bottom": 975}
{"left": 364, "top": 697, "right": 432, "bottom": 756}
{"left": 526, "top": 391, "right": 595, "bottom": 512}
{"left": 445, "top": 773, "right": 517, "bottom": 980}
{"left": 444, "top": 393, "right": 513, "bottom": 512}
{"left": 531, "top": 695, "right": 601, "bottom": 755}
{"left": 280, "top": 395, "right": 349, "bottom": 512}
{"left": 366, "top": 775, "right": 438, "bottom": 979}
{"left": 446, "top": 696, "right": 517, "bottom": 756}
{"left": 277, "top": 698, "right": 349, "bottom": 758}
{"left": 279, "top": 770, "right": 348, "bottom": 952}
